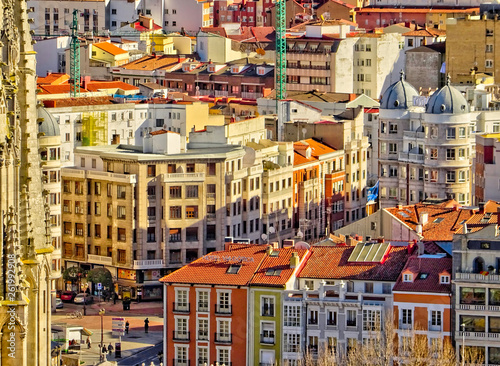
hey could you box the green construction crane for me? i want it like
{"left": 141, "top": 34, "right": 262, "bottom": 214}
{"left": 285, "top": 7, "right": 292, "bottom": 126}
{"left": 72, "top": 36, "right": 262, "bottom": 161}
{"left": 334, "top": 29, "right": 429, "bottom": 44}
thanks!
{"left": 69, "top": 9, "right": 81, "bottom": 97}
{"left": 275, "top": 0, "right": 286, "bottom": 140}
{"left": 275, "top": 0, "right": 286, "bottom": 101}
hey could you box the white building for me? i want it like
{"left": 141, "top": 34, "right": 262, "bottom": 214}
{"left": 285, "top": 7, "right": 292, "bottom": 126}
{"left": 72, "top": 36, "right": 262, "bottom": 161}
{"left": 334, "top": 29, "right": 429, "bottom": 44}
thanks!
{"left": 33, "top": 36, "right": 71, "bottom": 76}
{"left": 378, "top": 74, "right": 474, "bottom": 207}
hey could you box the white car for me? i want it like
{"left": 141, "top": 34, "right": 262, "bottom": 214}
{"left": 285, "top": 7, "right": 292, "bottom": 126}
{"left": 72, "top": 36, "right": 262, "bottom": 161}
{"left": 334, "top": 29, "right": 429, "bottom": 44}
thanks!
{"left": 74, "top": 293, "right": 93, "bottom": 305}
{"left": 55, "top": 298, "right": 63, "bottom": 309}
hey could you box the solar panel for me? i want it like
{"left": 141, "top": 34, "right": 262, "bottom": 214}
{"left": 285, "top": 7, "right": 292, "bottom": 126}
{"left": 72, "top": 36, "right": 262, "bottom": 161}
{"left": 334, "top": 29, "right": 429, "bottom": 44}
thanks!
{"left": 399, "top": 212, "right": 409, "bottom": 218}
{"left": 348, "top": 242, "right": 390, "bottom": 263}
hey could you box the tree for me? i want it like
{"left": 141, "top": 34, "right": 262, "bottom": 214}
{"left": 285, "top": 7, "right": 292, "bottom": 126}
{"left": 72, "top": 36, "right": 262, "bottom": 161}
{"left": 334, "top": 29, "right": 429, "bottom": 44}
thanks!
{"left": 86, "top": 267, "right": 113, "bottom": 290}
{"left": 62, "top": 266, "right": 87, "bottom": 290}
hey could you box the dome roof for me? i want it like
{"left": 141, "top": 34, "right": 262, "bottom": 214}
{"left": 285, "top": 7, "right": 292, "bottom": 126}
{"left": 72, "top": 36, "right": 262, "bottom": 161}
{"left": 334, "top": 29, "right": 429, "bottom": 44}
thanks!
{"left": 380, "top": 71, "right": 419, "bottom": 110}
{"left": 37, "top": 106, "right": 60, "bottom": 136}
{"left": 425, "top": 77, "right": 469, "bottom": 114}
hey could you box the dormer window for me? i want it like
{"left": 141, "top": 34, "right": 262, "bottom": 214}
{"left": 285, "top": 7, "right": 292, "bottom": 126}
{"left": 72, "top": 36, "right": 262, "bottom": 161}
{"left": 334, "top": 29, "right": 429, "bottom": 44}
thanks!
{"left": 227, "top": 264, "right": 241, "bottom": 274}
{"left": 440, "top": 275, "right": 450, "bottom": 284}
{"left": 403, "top": 273, "right": 413, "bottom": 282}
{"left": 208, "top": 64, "right": 215, "bottom": 73}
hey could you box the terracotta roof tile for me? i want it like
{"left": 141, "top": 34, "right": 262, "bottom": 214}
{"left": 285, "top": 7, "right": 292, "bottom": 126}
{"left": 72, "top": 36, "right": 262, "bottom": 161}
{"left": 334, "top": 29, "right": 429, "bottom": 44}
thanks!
{"left": 393, "top": 256, "right": 452, "bottom": 294}
{"left": 121, "top": 55, "right": 183, "bottom": 71}
{"left": 297, "top": 245, "right": 411, "bottom": 281}
{"left": 160, "top": 245, "right": 268, "bottom": 286}
{"left": 250, "top": 248, "right": 309, "bottom": 287}
{"left": 37, "top": 73, "right": 69, "bottom": 85}
{"left": 93, "top": 42, "right": 128, "bottom": 56}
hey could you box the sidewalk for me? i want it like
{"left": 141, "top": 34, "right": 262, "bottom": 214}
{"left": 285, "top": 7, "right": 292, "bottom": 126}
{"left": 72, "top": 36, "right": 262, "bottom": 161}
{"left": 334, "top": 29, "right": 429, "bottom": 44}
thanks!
{"left": 53, "top": 301, "right": 163, "bottom": 365}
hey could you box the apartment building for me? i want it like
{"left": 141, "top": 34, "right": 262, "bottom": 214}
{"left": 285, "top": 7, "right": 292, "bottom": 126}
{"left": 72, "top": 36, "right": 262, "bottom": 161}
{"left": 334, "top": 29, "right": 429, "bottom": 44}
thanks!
{"left": 214, "top": 0, "right": 258, "bottom": 27}
{"left": 393, "top": 252, "right": 453, "bottom": 355}
{"left": 281, "top": 241, "right": 411, "bottom": 364}
{"left": 475, "top": 133, "right": 500, "bottom": 203}
{"left": 446, "top": 4, "right": 500, "bottom": 84}
{"left": 453, "top": 224, "right": 500, "bottom": 365}
{"left": 285, "top": 108, "right": 368, "bottom": 225}
{"left": 371, "top": 0, "right": 480, "bottom": 6}
{"left": 293, "top": 139, "right": 345, "bottom": 241}
{"left": 27, "top": 0, "right": 105, "bottom": 36}
{"left": 378, "top": 74, "right": 474, "bottom": 207}
{"left": 163, "top": 0, "right": 213, "bottom": 32}
{"left": 61, "top": 132, "right": 252, "bottom": 299}
{"left": 38, "top": 106, "right": 63, "bottom": 309}
{"left": 286, "top": 22, "right": 404, "bottom": 99}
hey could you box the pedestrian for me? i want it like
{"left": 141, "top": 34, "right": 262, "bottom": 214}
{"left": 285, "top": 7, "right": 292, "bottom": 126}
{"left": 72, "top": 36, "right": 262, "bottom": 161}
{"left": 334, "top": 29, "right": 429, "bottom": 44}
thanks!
{"left": 144, "top": 318, "right": 149, "bottom": 333}
{"left": 86, "top": 337, "right": 91, "bottom": 349}
{"left": 83, "top": 305, "right": 86, "bottom": 316}
{"left": 108, "top": 342, "right": 114, "bottom": 353}
{"left": 125, "top": 320, "right": 129, "bottom": 334}
{"left": 102, "top": 345, "right": 107, "bottom": 354}
{"left": 113, "top": 292, "right": 117, "bottom": 305}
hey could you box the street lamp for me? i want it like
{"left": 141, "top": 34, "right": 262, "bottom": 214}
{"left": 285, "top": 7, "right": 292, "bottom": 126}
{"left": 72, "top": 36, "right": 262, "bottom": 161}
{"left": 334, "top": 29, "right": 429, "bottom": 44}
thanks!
{"left": 99, "top": 308, "right": 106, "bottom": 362}
{"left": 461, "top": 323, "right": 465, "bottom": 366}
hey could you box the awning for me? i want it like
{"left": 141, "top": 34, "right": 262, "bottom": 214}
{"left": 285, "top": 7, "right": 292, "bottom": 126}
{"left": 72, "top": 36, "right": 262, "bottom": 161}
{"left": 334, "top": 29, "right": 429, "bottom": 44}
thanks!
{"left": 81, "top": 328, "right": 93, "bottom": 336}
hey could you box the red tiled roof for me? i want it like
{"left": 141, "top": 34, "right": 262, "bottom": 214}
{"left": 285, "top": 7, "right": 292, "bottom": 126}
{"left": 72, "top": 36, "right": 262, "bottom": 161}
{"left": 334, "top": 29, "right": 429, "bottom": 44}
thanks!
{"left": 297, "top": 245, "right": 411, "bottom": 281}
{"left": 85, "top": 81, "right": 139, "bottom": 92}
{"left": 250, "top": 248, "right": 309, "bottom": 287}
{"left": 150, "top": 129, "right": 179, "bottom": 136}
{"left": 121, "top": 55, "right": 183, "bottom": 71}
{"left": 42, "top": 97, "right": 114, "bottom": 108}
{"left": 386, "top": 200, "right": 474, "bottom": 241}
{"left": 160, "top": 245, "right": 268, "bottom": 286}
{"left": 462, "top": 200, "right": 500, "bottom": 233}
{"left": 37, "top": 73, "right": 69, "bottom": 85}
{"left": 293, "top": 138, "right": 336, "bottom": 166}
{"left": 392, "top": 256, "right": 452, "bottom": 294}
{"left": 38, "top": 84, "right": 89, "bottom": 94}
{"left": 93, "top": 42, "right": 128, "bottom": 56}
{"left": 356, "top": 7, "right": 479, "bottom": 14}
{"left": 403, "top": 28, "right": 446, "bottom": 37}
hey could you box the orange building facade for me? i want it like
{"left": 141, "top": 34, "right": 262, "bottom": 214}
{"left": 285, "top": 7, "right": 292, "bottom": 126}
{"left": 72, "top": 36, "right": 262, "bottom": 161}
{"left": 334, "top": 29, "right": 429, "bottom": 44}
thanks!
{"left": 392, "top": 254, "right": 452, "bottom": 353}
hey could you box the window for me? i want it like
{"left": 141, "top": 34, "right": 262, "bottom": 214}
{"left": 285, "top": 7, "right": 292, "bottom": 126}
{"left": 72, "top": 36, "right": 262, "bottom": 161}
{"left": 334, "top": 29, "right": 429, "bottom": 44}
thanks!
{"left": 401, "top": 309, "right": 412, "bottom": 326}
{"left": 430, "top": 148, "right": 438, "bottom": 160}
{"left": 118, "top": 249, "right": 126, "bottom": 263}
{"left": 207, "top": 163, "right": 216, "bottom": 175}
{"left": 327, "top": 310, "right": 337, "bottom": 326}
{"left": 346, "top": 309, "right": 357, "bottom": 327}
{"left": 117, "top": 206, "right": 126, "bottom": 219}
{"left": 460, "top": 287, "right": 485, "bottom": 305}
{"left": 186, "top": 227, "right": 198, "bottom": 241}
{"left": 147, "top": 227, "right": 156, "bottom": 242}
{"left": 486, "top": 59, "right": 494, "bottom": 68}
{"left": 284, "top": 305, "right": 301, "bottom": 326}
{"left": 217, "top": 291, "right": 231, "bottom": 313}
{"left": 446, "top": 127, "right": 456, "bottom": 139}
{"left": 94, "top": 202, "right": 101, "bottom": 216}
{"left": 186, "top": 206, "right": 198, "bottom": 218}
{"left": 365, "top": 282, "right": 374, "bottom": 293}
{"left": 446, "top": 149, "right": 455, "bottom": 160}
{"left": 197, "top": 291, "right": 209, "bottom": 312}
{"left": 170, "top": 186, "right": 181, "bottom": 198}
{"left": 382, "top": 283, "right": 392, "bottom": 294}
{"left": 446, "top": 171, "right": 456, "bottom": 183}
{"left": 262, "top": 297, "right": 275, "bottom": 317}
{"left": 363, "top": 309, "right": 381, "bottom": 331}
{"left": 147, "top": 164, "right": 156, "bottom": 177}
{"left": 117, "top": 228, "right": 126, "bottom": 241}
{"left": 284, "top": 333, "right": 300, "bottom": 352}
{"left": 147, "top": 206, "right": 156, "bottom": 219}
{"left": 94, "top": 224, "right": 101, "bottom": 238}
{"left": 487, "top": 44, "right": 494, "bottom": 53}
{"left": 403, "top": 273, "right": 413, "bottom": 282}
{"left": 431, "top": 310, "right": 442, "bottom": 327}
{"left": 459, "top": 127, "right": 466, "bottom": 138}
{"left": 389, "top": 123, "right": 398, "bottom": 134}
{"left": 440, "top": 275, "right": 450, "bottom": 284}
{"left": 198, "top": 318, "right": 209, "bottom": 340}
{"left": 186, "top": 185, "right": 198, "bottom": 198}
{"left": 170, "top": 206, "right": 182, "bottom": 219}
{"left": 461, "top": 315, "right": 485, "bottom": 332}
{"left": 117, "top": 185, "right": 126, "bottom": 199}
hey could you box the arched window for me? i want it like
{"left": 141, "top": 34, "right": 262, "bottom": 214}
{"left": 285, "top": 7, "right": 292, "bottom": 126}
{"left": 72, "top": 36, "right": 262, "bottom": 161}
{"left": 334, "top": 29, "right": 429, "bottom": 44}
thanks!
{"left": 473, "top": 257, "right": 485, "bottom": 273}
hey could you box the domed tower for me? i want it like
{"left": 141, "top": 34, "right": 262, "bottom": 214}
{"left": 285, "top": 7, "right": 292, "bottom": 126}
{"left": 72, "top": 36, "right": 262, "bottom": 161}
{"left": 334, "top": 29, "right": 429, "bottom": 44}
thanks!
{"left": 0, "top": 0, "right": 54, "bottom": 364}
{"left": 378, "top": 71, "right": 422, "bottom": 208}
{"left": 38, "top": 106, "right": 62, "bottom": 311}
{"left": 422, "top": 77, "right": 473, "bottom": 205}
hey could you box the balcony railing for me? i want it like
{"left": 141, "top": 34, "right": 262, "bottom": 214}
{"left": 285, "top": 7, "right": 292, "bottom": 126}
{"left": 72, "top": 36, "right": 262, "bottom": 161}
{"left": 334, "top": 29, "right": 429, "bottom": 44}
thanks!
{"left": 197, "top": 359, "right": 208, "bottom": 366}
{"left": 346, "top": 320, "right": 357, "bottom": 327}
{"left": 133, "top": 259, "right": 164, "bottom": 269}
{"left": 260, "top": 334, "right": 275, "bottom": 345}
{"left": 327, "top": 320, "right": 337, "bottom": 326}
{"left": 197, "top": 302, "right": 209, "bottom": 312}
{"left": 399, "top": 320, "right": 412, "bottom": 330}
{"left": 164, "top": 172, "right": 205, "bottom": 182}
{"left": 261, "top": 307, "right": 275, "bottom": 317}
{"left": 456, "top": 272, "right": 500, "bottom": 283}
{"left": 215, "top": 304, "right": 232, "bottom": 315}
{"left": 214, "top": 332, "right": 232, "bottom": 344}
{"left": 87, "top": 254, "right": 112, "bottom": 265}
{"left": 173, "top": 331, "right": 190, "bottom": 341}
{"left": 399, "top": 152, "right": 425, "bottom": 163}
{"left": 428, "top": 321, "right": 442, "bottom": 332}
{"left": 308, "top": 318, "right": 318, "bottom": 325}
{"left": 173, "top": 359, "right": 190, "bottom": 366}
{"left": 197, "top": 330, "right": 209, "bottom": 341}
{"left": 173, "top": 302, "right": 190, "bottom": 313}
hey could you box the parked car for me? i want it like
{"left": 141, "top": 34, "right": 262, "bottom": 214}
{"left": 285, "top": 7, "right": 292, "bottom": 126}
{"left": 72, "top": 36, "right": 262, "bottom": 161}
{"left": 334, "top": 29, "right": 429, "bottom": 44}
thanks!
{"left": 74, "top": 293, "right": 93, "bottom": 305}
{"left": 60, "top": 291, "right": 76, "bottom": 302}
{"left": 55, "top": 298, "right": 63, "bottom": 309}
{"left": 56, "top": 290, "right": 62, "bottom": 298}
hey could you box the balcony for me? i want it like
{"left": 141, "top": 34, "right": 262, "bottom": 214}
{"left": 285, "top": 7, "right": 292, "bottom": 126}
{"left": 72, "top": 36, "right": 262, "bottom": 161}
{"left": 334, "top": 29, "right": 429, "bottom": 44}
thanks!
{"left": 346, "top": 320, "right": 357, "bottom": 327}
{"left": 173, "top": 302, "right": 190, "bottom": 314}
{"left": 456, "top": 331, "right": 487, "bottom": 340}
{"left": 197, "top": 330, "right": 209, "bottom": 341}
{"left": 172, "top": 359, "right": 190, "bottom": 366}
{"left": 308, "top": 318, "right": 318, "bottom": 325}
{"left": 399, "top": 320, "right": 412, "bottom": 330}
{"left": 260, "top": 334, "right": 275, "bottom": 345}
{"left": 403, "top": 130, "right": 425, "bottom": 139}
{"left": 197, "top": 359, "right": 208, "bottom": 366}
{"left": 164, "top": 172, "right": 205, "bottom": 182}
{"left": 61, "top": 167, "right": 137, "bottom": 184}
{"left": 428, "top": 321, "right": 442, "bottom": 332}
{"left": 457, "top": 304, "right": 486, "bottom": 311}
{"left": 261, "top": 307, "right": 275, "bottom": 317}
{"left": 197, "top": 302, "right": 209, "bottom": 312}
{"left": 456, "top": 272, "right": 500, "bottom": 283}
{"left": 398, "top": 152, "right": 425, "bottom": 163}
{"left": 214, "top": 332, "right": 232, "bottom": 344}
{"left": 87, "top": 254, "right": 112, "bottom": 265}
{"left": 241, "top": 91, "right": 261, "bottom": 99}
{"left": 133, "top": 259, "right": 164, "bottom": 269}
{"left": 215, "top": 304, "right": 232, "bottom": 315}
{"left": 173, "top": 331, "right": 190, "bottom": 341}
{"left": 327, "top": 320, "right": 337, "bottom": 327}
{"left": 307, "top": 345, "right": 319, "bottom": 354}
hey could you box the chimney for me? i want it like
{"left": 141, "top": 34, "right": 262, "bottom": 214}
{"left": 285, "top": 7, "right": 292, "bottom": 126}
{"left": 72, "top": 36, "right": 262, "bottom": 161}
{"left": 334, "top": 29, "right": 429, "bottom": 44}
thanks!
{"left": 290, "top": 252, "right": 299, "bottom": 268}
{"left": 111, "top": 134, "right": 120, "bottom": 145}
{"left": 366, "top": 235, "right": 372, "bottom": 242}
{"left": 479, "top": 202, "right": 485, "bottom": 212}
{"left": 419, "top": 212, "right": 428, "bottom": 226}
{"left": 416, "top": 224, "right": 423, "bottom": 235}
{"left": 377, "top": 237, "right": 385, "bottom": 243}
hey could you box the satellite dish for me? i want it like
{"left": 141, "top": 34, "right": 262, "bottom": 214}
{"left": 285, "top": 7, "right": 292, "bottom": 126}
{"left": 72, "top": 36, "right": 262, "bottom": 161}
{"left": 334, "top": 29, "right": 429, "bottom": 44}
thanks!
{"left": 261, "top": 233, "right": 268, "bottom": 241}
{"left": 295, "top": 241, "right": 310, "bottom": 250}
{"left": 297, "top": 230, "right": 303, "bottom": 238}
{"left": 302, "top": 128, "right": 307, "bottom": 138}
{"left": 268, "top": 226, "right": 276, "bottom": 234}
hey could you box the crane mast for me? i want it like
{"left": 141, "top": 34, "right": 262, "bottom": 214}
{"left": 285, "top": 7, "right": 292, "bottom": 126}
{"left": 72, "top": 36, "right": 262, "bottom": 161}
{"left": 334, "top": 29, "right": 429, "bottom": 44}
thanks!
{"left": 275, "top": 0, "right": 286, "bottom": 140}
{"left": 69, "top": 9, "right": 81, "bottom": 97}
